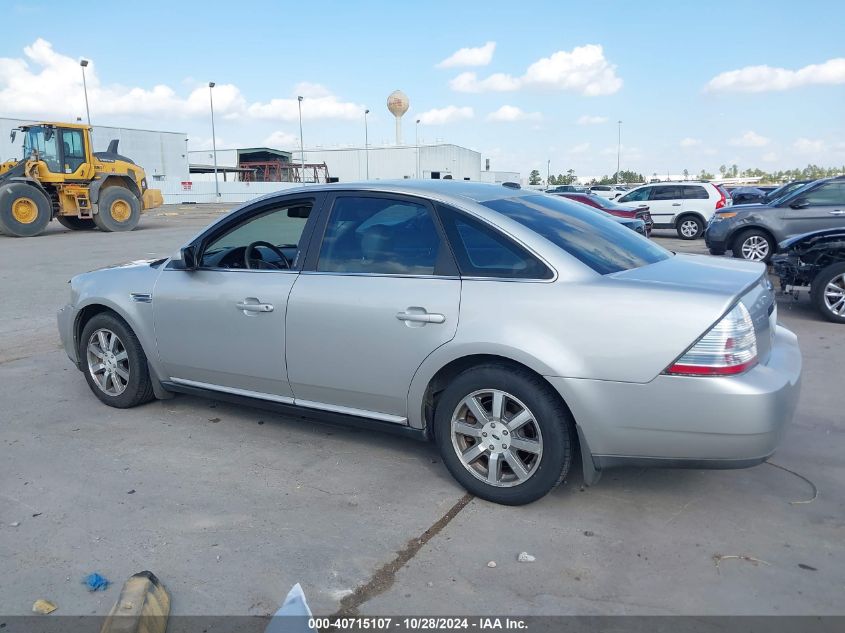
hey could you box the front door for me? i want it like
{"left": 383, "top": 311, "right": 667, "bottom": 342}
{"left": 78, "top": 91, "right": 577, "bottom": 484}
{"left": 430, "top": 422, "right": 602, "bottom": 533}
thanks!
{"left": 286, "top": 193, "right": 461, "bottom": 421}
{"left": 153, "top": 196, "right": 321, "bottom": 400}
{"left": 781, "top": 181, "right": 845, "bottom": 237}
{"left": 648, "top": 185, "right": 683, "bottom": 227}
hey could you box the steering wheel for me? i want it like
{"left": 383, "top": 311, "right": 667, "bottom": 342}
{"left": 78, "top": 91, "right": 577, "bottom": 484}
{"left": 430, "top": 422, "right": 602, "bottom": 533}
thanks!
{"left": 244, "top": 241, "right": 291, "bottom": 270}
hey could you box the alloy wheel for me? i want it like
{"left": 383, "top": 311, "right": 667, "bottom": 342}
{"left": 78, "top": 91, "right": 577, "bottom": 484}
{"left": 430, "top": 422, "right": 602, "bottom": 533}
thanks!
{"left": 824, "top": 273, "right": 845, "bottom": 316}
{"left": 86, "top": 328, "right": 130, "bottom": 396}
{"left": 741, "top": 235, "right": 770, "bottom": 261}
{"left": 680, "top": 220, "right": 699, "bottom": 238}
{"left": 450, "top": 389, "right": 543, "bottom": 488}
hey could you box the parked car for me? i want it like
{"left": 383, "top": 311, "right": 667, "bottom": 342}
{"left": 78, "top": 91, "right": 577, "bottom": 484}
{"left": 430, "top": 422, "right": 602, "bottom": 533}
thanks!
{"left": 730, "top": 187, "right": 767, "bottom": 205}
{"left": 556, "top": 192, "right": 654, "bottom": 235}
{"left": 705, "top": 176, "right": 845, "bottom": 263}
{"left": 57, "top": 181, "right": 801, "bottom": 505}
{"left": 617, "top": 182, "right": 730, "bottom": 239}
{"left": 772, "top": 228, "right": 845, "bottom": 323}
{"left": 589, "top": 185, "right": 627, "bottom": 200}
{"left": 545, "top": 184, "right": 588, "bottom": 194}
{"left": 764, "top": 180, "right": 813, "bottom": 204}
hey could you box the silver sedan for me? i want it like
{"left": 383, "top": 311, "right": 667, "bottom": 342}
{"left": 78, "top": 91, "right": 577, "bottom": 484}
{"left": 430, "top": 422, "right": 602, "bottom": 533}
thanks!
{"left": 57, "top": 181, "right": 802, "bottom": 505}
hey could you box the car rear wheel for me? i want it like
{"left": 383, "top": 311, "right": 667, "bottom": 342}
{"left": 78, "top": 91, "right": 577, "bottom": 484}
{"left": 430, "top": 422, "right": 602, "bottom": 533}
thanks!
{"left": 733, "top": 229, "right": 774, "bottom": 263}
{"left": 811, "top": 263, "right": 845, "bottom": 324}
{"left": 676, "top": 215, "right": 704, "bottom": 240}
{"left": 79, "top": 313, "right": 155, "bottom": 407}
{"left": 434, "top": 364, "right": 574, "bottom": 505}
{"left": 94, "top": 187, "right": 141, "bottom": 232}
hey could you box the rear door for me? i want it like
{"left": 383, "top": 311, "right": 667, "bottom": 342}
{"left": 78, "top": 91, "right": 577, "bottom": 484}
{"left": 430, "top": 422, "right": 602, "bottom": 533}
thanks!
{"left": 782, "top": 181, "right": 845, "bottom": 237}
{"left": 285, "top": 192, "right": 460, "bottom": 422}
{"left": 648, "top": 185, "right": 683, "bottom": 227}
{"left": 681, "top": 184, "right": 713, "bottom": 221}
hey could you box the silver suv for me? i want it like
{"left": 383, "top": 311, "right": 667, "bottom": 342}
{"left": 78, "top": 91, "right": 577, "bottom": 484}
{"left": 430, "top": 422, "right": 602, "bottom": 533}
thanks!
{"left": 57, "top": 182, "right": 800, "bottom": 505}
{"left": 617, "top": 182, "right": 731, "bottom": 239}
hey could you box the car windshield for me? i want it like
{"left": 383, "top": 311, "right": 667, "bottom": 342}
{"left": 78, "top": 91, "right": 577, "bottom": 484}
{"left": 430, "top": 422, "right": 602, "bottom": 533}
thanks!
{"left": 481, "top": 195, "right": 670, "bottom": 275}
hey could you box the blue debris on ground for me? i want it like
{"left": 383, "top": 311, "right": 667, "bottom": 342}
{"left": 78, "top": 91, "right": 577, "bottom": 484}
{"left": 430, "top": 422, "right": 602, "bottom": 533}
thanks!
{"left": 82, "top": 573, "right": 110, "bottom": 592}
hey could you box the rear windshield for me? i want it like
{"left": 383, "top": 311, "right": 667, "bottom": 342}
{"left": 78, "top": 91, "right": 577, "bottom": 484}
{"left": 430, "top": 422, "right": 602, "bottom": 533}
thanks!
{"left": 481, "top": 195, "right": 670, "bottom": 274}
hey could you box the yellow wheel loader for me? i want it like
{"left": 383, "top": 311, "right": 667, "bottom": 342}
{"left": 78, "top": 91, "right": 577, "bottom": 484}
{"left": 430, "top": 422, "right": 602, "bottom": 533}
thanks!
{"left": 0, "top": 122, "right": 163, "bottom": 237}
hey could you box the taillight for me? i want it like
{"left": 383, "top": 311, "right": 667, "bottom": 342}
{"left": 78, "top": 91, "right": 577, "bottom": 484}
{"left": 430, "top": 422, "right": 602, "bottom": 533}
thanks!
{"left": 715, "top": 186, "right": 727, "bottom": 210}
{"left": 665, "top": 302, "right": 757, "bottom": 376}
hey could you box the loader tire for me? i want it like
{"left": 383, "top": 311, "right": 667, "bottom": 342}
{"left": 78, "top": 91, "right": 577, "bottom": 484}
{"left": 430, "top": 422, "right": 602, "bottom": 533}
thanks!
{"left": 0, "top": 182, "right": 52, "bottom": 237}
{"left": 94, "top": 187, "right": 141, "bottom": 232}
{"left": 57, "top": 215, "right": 96, "bottom": 231}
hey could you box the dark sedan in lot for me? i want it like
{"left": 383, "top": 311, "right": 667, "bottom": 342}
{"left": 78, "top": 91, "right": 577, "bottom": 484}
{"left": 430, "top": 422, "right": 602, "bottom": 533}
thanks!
{"left": 705, "top": 176, "right": 845, "bottom": 262}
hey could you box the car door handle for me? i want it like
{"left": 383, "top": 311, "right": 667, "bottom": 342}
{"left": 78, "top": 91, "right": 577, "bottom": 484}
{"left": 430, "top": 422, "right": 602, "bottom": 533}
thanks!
{"left": 396, "top": 311, "right": 445, "bottom": 324}
{"left": 236, "top": 301, "right": 274, "bottom": 313}
{"left": 672, "top": 203, "right": 682, "bottom": 206}
{"left": 829, "top": 210, "right": 845, "bottom": 215}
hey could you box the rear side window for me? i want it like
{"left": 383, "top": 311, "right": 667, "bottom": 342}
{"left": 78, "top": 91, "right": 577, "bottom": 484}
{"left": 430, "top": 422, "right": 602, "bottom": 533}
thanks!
{"left": 481, "top": 195, "right": 670, "bottom": 275}
{"left": 652, "top": 186, "right": 682, "bottom": 200}
{"left": 437, "top": 205, "right": 552, "bottom": 279}
{"left": 683, "top": 186, "right": 709, "bottom": 199}
{"left": 802, "top": 182, "right": 845, "bottom": 206}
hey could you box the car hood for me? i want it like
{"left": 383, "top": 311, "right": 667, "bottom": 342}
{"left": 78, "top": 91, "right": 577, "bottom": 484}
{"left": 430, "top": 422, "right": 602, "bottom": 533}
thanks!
{"left": 779, "top": 227, "right": 845, "bottom": 250}
{"left": 725, "top": 202, "right": 774, "bottom": 213}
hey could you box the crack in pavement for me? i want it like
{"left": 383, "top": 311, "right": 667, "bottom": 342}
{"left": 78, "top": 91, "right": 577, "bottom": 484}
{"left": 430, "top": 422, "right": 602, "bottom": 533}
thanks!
{"left": 332, "top": 493, "right": 473, "bottom": 619}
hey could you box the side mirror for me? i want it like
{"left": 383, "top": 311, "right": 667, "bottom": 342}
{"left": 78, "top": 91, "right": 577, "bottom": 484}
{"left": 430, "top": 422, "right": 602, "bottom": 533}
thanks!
{"left": 790, "top": 198, "right": 809, "bottom": 210}
{"left": 180, "top": 245, "right": 198, "bottom": 270}
{"left": 10, "top": 130, "right": 16, "bottom": 143}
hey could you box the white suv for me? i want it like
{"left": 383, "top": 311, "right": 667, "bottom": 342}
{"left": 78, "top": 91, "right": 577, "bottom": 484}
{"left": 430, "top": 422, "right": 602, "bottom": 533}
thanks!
{"left": 617, "top": 182, "right": 730, "bottom": 239}
{"left": 589, "top": 185, "right": 627, "bottom": 200}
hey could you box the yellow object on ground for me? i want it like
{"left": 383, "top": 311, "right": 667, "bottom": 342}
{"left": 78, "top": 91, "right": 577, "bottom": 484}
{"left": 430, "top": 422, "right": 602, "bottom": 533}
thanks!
{"left": 32, "top": 599, "right": 57, "bottom": 614}
{"left": 100, "top": 571, "right": 170, "bottom": 633}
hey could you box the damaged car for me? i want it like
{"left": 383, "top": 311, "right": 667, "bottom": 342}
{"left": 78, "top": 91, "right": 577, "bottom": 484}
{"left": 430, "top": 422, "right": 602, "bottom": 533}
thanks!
{"left": 772, "top": 228, "right": 845, "bottom": 323}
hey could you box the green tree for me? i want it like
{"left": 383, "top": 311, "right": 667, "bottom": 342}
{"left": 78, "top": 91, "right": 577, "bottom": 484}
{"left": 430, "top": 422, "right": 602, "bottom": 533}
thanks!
{"left": 699, "top": 169, "right": 715, "bottom": 180}
{"left": 683, "top": 169, "right": 689, "bottom": 181}
{"left": 565, "top": 169, "right": 576, "bottom": 184}
{"left": 528, "top": 169, "right": 542, "bottom": 185}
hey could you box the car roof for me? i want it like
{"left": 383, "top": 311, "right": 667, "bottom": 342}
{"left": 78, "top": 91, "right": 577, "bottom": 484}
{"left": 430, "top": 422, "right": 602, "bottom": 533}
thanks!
{"left": 257, "top": 180, "right": 540, "bottom": 205}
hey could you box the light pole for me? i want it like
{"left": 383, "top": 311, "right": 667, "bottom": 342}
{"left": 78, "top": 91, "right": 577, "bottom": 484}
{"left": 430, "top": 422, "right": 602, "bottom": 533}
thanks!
{"left": 616, "top": 120, "right": 622, "bottom": 184}
{"left": 208, "top": 82, "right": 219, "bottom": 198}
{"left": 297, "top": 96, "right": 305, "bottom": 183}
{"left": 364, "top": 109, "right": 370, "bottom": 179}
{"left": 547, "top": 159, "right": 551, "bottom": 187}
{"left": 79, "top": 60, "right": 91, "bottom": 126}
{"left": 415, "top": 119, "right": 421, "bottom": 179}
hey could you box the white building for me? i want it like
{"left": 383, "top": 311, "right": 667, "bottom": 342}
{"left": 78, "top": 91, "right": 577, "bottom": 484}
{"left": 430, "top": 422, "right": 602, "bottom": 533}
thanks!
{"left": 0, "top": 117, "right": 189, "bottom": 186}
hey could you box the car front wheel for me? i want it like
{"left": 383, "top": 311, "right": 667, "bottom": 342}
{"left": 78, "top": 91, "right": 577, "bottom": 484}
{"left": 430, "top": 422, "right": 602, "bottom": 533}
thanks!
{"left": 811, "top": 263, "right": 845, "bottom": 324}
{"left": 434, "top": 364, "right": 574, "bottom": 505}
{"left": 733, "top": 229, "right": 774, "bottom": 263}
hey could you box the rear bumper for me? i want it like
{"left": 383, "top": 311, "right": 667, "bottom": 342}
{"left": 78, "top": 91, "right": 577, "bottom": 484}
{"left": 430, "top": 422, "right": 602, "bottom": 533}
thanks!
{"left": 549, "top": 324, "right": 802, "bottom": 469}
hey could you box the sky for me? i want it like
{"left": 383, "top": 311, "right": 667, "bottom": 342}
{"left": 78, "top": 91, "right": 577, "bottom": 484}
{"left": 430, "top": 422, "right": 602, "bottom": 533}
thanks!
{"left": 2, "top": 0, "right": 844, "bottom": 179}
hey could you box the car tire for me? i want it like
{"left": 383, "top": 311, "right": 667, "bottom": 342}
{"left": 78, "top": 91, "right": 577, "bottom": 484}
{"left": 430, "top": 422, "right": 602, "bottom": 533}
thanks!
{"left": 433, "top": 363, "right": 574, "bottom": 506}
{"left": 811, "top": 262, "right": 845, "bottom": 324}
{"left": 79, "top": 312, "right": 155, "bottom": 408}
{"left": 676, "top": 215, "right": 704, "bottom": 240}
{"left": 733, "top": 229, "right": 774, "bottom": 263}
{"left": 0, "top": 182, "right": 52, "bottom": 237}
{"left": 94, "top": 187, "right": 141, "bottom": 232}
{"left": 57, "top": 215, "right": 96, "bottom": 231}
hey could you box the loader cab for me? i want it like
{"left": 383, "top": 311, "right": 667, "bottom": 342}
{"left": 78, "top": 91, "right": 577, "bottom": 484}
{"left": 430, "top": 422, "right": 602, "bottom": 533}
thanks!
{"left": 22, "top": 124, "right": 92, "bottom": 180}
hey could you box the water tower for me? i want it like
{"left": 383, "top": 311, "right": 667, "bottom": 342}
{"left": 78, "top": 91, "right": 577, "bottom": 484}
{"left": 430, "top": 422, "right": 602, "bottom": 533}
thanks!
{"left": 387, "top": 90, "right": 409, "bottom": 145}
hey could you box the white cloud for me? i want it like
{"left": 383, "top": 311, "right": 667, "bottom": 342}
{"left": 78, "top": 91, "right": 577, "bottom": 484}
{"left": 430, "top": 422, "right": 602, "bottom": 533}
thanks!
{"left": 436, "top": 42, "right": 496, "bottom": 68}
{"left": 680, "top": 137, "right": 701, "bottom": 148}
{"left": 418, "top": 105, "right": 474, "bottom": 125}
{"left": 793, "top": 138, "right": 825, "bottom": 154}
{"left": 762, "top": 152, "right": 779, "bottom": 162}
{"left": 577, "top": 115, "right": 607, "bottom": 125}
{"left": 486, "top": 105, "right": 541, "bottom": 122}
{"left": 568, "top": 142, "right": 591, "bottom": 154}
{"left": 263, "top": 130, "right": 298, "bottom": 147}
{"left": 729, "top": 131, "right": 770, "bottom": 147}
{"left": 450, "top": 45, "right": 622, "bottom": 96}
{"left": 706, "top": 58, "right": 845, "bottom": 93}
{"left": 0, "top": 39, "right": 361, "bottom": 124}
{"left": 189, "top": 136, "right": 225, "bottom": 151}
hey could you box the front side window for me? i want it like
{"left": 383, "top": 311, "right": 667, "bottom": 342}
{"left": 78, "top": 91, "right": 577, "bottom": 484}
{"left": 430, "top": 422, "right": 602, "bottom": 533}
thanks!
{"left": 618, "top": 187, "right": 650, "bottom": 203}
{"left": 801, "top": 182, "right": 845, "bottom": 206}
{"left": 318, "top": 196, "right": 444, "bottom": 275}
{"left": 200, "top": 200, "right": 313, "bottom": 269}
{"left": 481, "top": 195, "right": 670, "bottom": 275}
{"left": 25, "top": 126, "right": 61, "bottom": 172}
{"left": 437, "top": 205, "right": 552, "bottom": 279}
